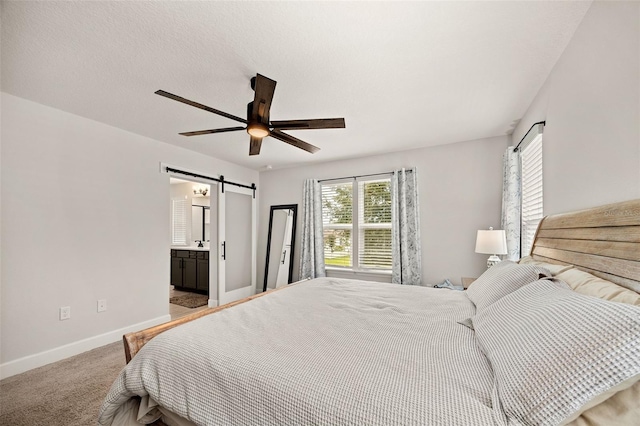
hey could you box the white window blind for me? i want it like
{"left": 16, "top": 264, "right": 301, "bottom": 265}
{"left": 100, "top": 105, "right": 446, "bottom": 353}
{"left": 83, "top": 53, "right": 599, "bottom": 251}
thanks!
{"left": 357, "top": 179, "right": 392, "bottom": 269}
{"left": 520, "top": 133, "right": 543, "bottom": 256}
{"left": 171, "top": 198, "right": 187, "bottom": 245}
{"left": 321, "top": 177, "right": 392, "bottom": 271}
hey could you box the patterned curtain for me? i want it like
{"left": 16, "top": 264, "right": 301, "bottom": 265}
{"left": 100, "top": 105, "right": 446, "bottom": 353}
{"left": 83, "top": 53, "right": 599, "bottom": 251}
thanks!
{"left": 299, "top": 179, "right": 326, "bottom": 279}
{"left": 391, "top": 168, "right": 422, "bottom": 285}
{"left": 501, "top": 147, "right": 521, "bottom": 261}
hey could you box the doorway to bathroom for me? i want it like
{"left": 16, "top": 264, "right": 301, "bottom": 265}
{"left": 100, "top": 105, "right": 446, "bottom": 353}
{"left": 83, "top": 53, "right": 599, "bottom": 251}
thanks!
{"left": 167, "top": 167, "right": 257, "bottom": 317}
{"left": 169, "top": 177, "right": 216, "bottom": 319}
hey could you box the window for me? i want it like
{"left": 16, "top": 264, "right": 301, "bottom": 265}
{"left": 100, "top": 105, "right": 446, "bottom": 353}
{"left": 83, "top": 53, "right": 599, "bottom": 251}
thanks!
{"left": 520, "top": 133, "right": 543, "bottom": 256}
{"left": 171, "top": 197, "right": 187, "bottom": 245}
{"left": 321, "top": 178, "right": 392, "bottom": 270}
{"left": 322, "top": 182, "right": 353, "bottom": 267}
{"left": 358, "top": 180, "right": 392, "bottom": 269}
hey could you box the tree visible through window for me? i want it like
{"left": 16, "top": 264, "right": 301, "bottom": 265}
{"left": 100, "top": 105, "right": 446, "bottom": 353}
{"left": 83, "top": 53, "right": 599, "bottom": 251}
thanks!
{"left": 322, "top": 182, "right": 353, "bottom": 267}
{"left": 321, "top": 178, "right": 392, "bottom": 270}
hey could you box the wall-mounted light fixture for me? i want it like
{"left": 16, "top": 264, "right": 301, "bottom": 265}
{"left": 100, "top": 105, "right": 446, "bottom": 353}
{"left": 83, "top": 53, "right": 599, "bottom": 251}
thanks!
{"left": 193, "top": 186, "right": 208, "bottom": 196}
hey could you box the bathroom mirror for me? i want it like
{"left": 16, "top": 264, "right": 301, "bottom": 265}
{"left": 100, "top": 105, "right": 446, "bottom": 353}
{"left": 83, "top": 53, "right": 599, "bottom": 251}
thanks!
{"left": 192, "top": 205, "right": 210, "bottom": 244}
{"left": 263, "top": 204, "right": 297, "bottom": 292}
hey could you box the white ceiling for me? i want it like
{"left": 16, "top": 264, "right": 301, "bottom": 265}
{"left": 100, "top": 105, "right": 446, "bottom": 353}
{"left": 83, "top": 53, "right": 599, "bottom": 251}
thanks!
{"left": 2, "top": 1, "right": 592, "bottom": 171}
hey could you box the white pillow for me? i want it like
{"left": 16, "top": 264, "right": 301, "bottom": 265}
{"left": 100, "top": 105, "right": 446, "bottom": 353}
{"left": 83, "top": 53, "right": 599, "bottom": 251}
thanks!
{"left": 556, "top": 268, "right": 640, "bottom": 306}
{"left": 473, "top": 279, "right": 640, "bottom": 425}
{"left": 465, "top": 260, "right": 551, "bottom": 311}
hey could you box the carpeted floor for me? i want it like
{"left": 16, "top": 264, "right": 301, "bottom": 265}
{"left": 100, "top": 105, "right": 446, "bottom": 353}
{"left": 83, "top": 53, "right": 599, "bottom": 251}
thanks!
{"left": 0, "top": 341, "right": 125, "bottom": 426}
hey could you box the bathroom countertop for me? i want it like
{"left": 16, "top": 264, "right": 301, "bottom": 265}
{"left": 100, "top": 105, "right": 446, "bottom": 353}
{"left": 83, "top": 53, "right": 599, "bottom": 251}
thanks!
{"left": 171, "top": 246, "right": 210, "bottom": 252}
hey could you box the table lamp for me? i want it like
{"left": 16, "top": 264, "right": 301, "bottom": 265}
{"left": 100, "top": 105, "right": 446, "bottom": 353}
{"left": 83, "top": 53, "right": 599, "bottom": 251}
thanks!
{"left": 475, "top": 227, "right": 508, "bottom": 269}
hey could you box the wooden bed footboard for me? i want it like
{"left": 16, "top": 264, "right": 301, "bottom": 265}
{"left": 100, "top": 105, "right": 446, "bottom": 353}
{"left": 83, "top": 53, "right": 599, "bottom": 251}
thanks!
{"left": 124, "top": 281, "right": 306, "bottom": 363}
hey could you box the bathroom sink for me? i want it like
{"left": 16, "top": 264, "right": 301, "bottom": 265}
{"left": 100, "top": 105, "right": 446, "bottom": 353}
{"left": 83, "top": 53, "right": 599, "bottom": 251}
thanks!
{"left": 170, "top": 245, "right": 210, "bottom": 251}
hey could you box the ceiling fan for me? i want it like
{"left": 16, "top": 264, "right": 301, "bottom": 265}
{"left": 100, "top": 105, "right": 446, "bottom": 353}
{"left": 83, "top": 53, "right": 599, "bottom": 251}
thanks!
{"left": 155, "top": 74, "right": 346, "bottom": 156}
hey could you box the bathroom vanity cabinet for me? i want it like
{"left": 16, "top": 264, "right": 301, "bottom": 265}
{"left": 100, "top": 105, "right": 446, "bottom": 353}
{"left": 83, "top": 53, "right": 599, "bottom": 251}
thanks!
{"left": 171, "top": 249, "right": 209, "bottom": 294}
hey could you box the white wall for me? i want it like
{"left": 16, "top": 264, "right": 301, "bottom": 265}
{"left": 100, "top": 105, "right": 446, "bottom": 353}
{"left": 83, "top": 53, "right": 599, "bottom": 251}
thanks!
{"left": 0, "top": 93, "right": 258, "bottom": 378}
{"left": 512, "top": 1, "right": 640, "bottom": 214}
{"left": 258, "top": 135, "right": 508, "bottom": 289}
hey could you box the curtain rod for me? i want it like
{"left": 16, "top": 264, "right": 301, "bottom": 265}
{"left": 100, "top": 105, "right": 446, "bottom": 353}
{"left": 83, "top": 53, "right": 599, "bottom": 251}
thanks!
{"left": 317, "top": 169, "right": 414, "bottom": 183}
{"left": 513, "top": 121, "right": 546, "bottom": 152}
{"left": 166, "top": 166, "right": 257, "bottom": 197}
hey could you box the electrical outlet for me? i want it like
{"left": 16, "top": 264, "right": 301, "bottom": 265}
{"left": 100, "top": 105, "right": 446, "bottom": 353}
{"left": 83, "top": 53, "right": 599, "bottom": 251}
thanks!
{"left": 97, "top": 299, "right": 107, "bottom": 313}
{"left": 60, "top": 306, "right": 71, "bottom": 321}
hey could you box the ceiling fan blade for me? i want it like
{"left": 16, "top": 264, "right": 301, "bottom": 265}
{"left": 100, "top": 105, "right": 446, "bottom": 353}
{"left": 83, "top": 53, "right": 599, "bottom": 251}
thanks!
{"left": 179, "top": 127, "right": 245, "bottom": 136}
{"left": 270, "top": 118, "right": 346, "bottom": 130}
{"left": 155, "top": 90, "right": 247, "bottom": 124}
{"left": 270, "top": 130, "right": 320, "bottom": 154}
{"left": 251, "top": 74, "right": 276, "bottom": 124}
{"left": 249, "top": 136, "right": 263, "bottom": 156}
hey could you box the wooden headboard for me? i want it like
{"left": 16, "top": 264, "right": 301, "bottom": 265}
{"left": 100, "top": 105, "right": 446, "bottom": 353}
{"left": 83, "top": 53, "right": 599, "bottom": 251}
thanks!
{"left": 531, "top": 198, "right": 640, "bottom": 293}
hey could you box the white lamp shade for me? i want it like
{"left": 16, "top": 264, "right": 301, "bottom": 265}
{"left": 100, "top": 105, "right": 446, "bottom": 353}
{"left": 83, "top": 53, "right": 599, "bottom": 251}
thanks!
{"left": 475, "top": 229, "right": 508, "bottom": 255}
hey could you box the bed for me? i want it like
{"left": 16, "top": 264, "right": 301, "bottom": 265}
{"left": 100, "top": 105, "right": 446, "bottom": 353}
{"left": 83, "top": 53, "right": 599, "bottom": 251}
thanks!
{"left": 98, "top": 199, "right": 640, "bottom": 426}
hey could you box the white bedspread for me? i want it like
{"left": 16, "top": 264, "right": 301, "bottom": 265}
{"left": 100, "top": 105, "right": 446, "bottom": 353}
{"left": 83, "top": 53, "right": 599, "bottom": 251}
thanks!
{"left": 98, "top": 278, "right": 500, "bottom": 425}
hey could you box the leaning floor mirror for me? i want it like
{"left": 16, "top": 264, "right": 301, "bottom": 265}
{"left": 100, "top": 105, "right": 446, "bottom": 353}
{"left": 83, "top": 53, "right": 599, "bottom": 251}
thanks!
{"left": 263, "top": 204, "right": 297, "bottom": 292}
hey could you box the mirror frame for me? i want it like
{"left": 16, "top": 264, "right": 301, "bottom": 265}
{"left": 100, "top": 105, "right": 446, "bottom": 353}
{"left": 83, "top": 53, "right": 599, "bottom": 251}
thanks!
{"left": 192, "top": 205, "right": 210, "bottom": 242}
{"left": 263, "top": 204, "right": 297, "bottom": 292}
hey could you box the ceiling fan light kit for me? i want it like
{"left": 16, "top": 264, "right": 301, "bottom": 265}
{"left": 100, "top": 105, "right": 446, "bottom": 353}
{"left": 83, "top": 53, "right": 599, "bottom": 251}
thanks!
{"left": 246, "top": 122, "right": 269, "bottom": 138}
{"left": 156, "top": 74, "right": 346, "bottom": 156}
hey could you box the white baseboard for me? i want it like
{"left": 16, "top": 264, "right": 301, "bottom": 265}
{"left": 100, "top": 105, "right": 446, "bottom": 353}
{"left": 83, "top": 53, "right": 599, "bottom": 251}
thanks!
{"left": 0, "top": 314, "right": 171, "bottom": 380}
{"left": 219, "top": 286, "right": 254, "bottom": 305}
{"left": 208, "top": 299, "right": 218, "bottom": 307}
